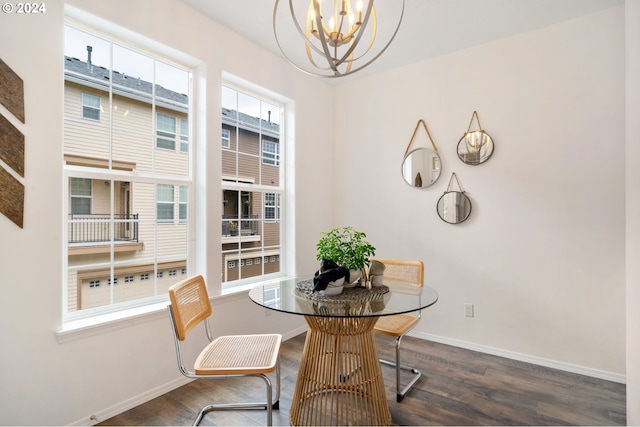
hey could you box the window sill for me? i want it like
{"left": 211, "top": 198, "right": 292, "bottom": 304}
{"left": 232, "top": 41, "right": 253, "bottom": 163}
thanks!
{"left": 56, "top": 302, "right": 170, "bottom": 344}
{"left": 56, "top": 286, "right": 255, "bottom": 344}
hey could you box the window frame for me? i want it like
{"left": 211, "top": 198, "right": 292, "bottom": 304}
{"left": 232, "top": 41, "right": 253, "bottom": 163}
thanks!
{"left": 221, "top": 128, "right": 230, "bottom": 148}
{"left": 81, "top": 92, "right": 101, "bottom": 121}
{"left": 69, "top": 177, "right": 92, "bottom": 215}
{"left": 221, "top": 83, "right": 287, "bottom": 290}
{"left": 262, "top": 139, "right": 280, "bottom": 166}
{"left": 62, "top": 21, "right": 195, "bottom": 324}
{"left": 264, "top": 192, "right": 280, "bottom": 222}
{"left": 156, "top": 184, "right": 176, "bottom": 223}
{"left": 156, "top": 112, "right": 177, "bottom": 151}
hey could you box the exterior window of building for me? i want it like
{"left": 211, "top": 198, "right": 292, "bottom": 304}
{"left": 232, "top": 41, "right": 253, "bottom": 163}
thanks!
{"left": 264, "top": 192, "right": 280, "bottom": 222}
{"left": 157, "top": 184, "right": 175, "bottom": 222}
{"left": 64, "top": 24, "right": 192, "bottom": 318}
{"left": 179, "top": 186, "right": 187, "bottom": 221}
{"left": 70, "top": 178, "right": 92, "bottom": 215}
{"left": 82, "top": 93, "right": 101, "bottom": 120}
{"left": 157, "top": 113, "right": 177, "bottom": 150}
{"left": 180, "top": 118, "right": 189, "bottom": 152}
{"left": 221, "top": 85, "right": 284, "bottom": 287}
{"left": 262, "top": 139, "right": 280, "bottom": 166}
{"left": 221, "top": 129, "right": 230, "bottom": 148}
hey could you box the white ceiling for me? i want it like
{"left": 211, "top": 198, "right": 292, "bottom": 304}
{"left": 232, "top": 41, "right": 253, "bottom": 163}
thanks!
{"left": 178, "top": 0, "right": 622, "bottom": 81}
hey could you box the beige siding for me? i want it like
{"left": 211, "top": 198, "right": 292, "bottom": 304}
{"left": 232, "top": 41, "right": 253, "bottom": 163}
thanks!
{"left": 65, "top": 78, "right": 191, "bottom": 311}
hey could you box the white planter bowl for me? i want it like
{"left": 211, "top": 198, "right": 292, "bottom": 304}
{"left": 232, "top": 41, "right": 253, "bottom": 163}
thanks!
{"left": 320, "top": 277, "right": 345, "bottom": 296}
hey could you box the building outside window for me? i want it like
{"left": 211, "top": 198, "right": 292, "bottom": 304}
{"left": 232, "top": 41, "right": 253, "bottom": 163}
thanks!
{"left": 221, "top": 85, "right": 284, "bottom": 287}
{"left": 63, "top": 24, "right": 191, "bottom": 318}
{"left": 70, "top": 177, "right": 92, "bottom": 215}
{"left": 81, "top": 93, "right": 101, "bottom": 120}
{"left": 264, "top": 192, "right": 280, "bottom": 222}
{"left": 221, "top": 128, "right": 230, "bottom": 148}
{"left": 262, "top": 139, "right": 280, "bottom": 166}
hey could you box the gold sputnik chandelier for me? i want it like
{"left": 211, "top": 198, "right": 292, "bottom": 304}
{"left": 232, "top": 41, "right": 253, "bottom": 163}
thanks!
{"left": 273, "top": 0, "right": 404, "bottom": 78}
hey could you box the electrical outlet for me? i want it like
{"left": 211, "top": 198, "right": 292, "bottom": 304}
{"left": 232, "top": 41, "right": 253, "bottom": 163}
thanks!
{"left": 464, "top": 303, "right": 474, "bottom": 317}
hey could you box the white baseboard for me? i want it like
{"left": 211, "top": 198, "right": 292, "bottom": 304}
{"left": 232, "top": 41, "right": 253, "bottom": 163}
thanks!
{"left": 73, "top": 326, "right": 623, "bottom": 426}
{"left": 72, "top": 326, "right": 308, "bottom": 426}
{"left": 70, "top": 376, "right": 193, "bottom": 426}
{"left": 410, "top": 331, "right": 626, "bottom": 384}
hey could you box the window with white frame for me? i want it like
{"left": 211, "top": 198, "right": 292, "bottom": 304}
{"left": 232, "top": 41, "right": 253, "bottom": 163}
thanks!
{"left": 63, "top": 23, "right": 192, "bottom": 318}
{"left": 221, "top": 85, "right": 285, "bottom": 287}
{"left": 179, "top": 186, "right": 188, "bottom": 221}
{"left": 69, "top": 178, "right": 92, "bottom": 215}
{"left": 157, "top": 112, "right": 177, "bottom": 150}
{"left": 221, "top": 128, "right": 230, "bottom": 148}
{"left": 264, "top": 192, "right": 280, "bottom": 222}
{"left": 82, "top": 93, "right": 101, "bottom": 120}
{"left": 157, "top": 184, "right": 175, "bottom": 222}
{"left": 262, "top": 139, "right": 280, "bottom": 166}
{"left": 180, "top": 118, "right": 189, "bottom": 153}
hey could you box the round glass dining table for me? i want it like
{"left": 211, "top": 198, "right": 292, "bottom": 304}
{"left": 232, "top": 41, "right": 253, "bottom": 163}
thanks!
{"left": 249, "top": 276, "right": 439, "bottom": 426}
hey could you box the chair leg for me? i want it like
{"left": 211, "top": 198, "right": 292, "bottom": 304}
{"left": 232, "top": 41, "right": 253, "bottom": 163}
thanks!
{"left": 192, "top": 364, "right": 281, "bottom": 426}
{"left": 379, "top": 335, "right": 422, "bottom": 402}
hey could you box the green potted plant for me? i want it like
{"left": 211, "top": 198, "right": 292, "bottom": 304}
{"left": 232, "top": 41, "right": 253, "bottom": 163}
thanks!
{"left": 316, "top": 226, "right": 376, "bottom": 285}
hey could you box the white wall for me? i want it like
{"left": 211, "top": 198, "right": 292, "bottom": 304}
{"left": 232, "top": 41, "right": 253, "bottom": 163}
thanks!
{"left": 0, "top": 1, "right": 634, "bottom": 425}
{"left": 0, "top": 0, "right": 329, "bottom": 424}
{"left": 333, "top": 6, "right": 626, "bottom": 377}
{"left": 626, "top": 1, "right": 640, "bottom": 422}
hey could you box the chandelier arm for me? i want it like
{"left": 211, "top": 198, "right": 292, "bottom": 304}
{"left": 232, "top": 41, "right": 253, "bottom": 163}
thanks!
{"left": 313, "top": 0, "right": 342, "bottom": 74}
{"left": 332, "top": 0, "right": 404, "bottom": 77}
{"left": 332, "top": 0, "right": 375, "bottom": 68}
{"left": 274, "top": 0, "right": 334, "bottom": 72}
{"left": 338, "top": 11, "right": 377, "bottom": 66}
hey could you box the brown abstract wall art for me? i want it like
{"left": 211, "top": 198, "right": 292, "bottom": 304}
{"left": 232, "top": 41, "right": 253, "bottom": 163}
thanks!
{"left": 0, "top": 58, "right": 25, "bottom": 123}
{"left": 0, "top": 58, "right": 25, "bottom": 228}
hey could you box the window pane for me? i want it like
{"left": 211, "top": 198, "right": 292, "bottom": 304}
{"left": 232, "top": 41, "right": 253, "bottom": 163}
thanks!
{"left": 71, "top": 198, "right": 91, "bottom": 215}
{"left": 157, "top": 113, "right": 175, "bottom": 132}
{"left": 64, "top": 24, "right": 192, "bottom": 317}
{"left": 71, "top": 177, "right": 92, "bottom": 196}
{"left": 221, "top": 86, "right": 283, "bottom": 287}
{"left": 157, "top": 184, "right": 174, "bottom": 202}
{"left": 82, "top": 93, "right": 101, "bottom": 120}
{"left": 179, "top": 186, "right": 187, "bottom": 221}
{"left": 157, "top": 203, "right": 174, "bottom": 221}
{"left": 180, "top": 118, "right": 189, "bottom": 153}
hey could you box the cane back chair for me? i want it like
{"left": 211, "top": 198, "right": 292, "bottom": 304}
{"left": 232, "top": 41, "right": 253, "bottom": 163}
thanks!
{"left": 370, "top": 258, "right": 424, "bottom": 402}
{"left": 167, "top": 275, "right": 282, "bottom": 426}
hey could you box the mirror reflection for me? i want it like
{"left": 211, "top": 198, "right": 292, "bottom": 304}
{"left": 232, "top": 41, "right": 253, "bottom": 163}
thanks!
{"left": 401, "top": 147, "right": 441, "bottom": 188}
{"left": 437, "top": 191, "right": 472, "bottom": 224}
{"left": 457, "top": 131, "right": 494, "bottom": 165}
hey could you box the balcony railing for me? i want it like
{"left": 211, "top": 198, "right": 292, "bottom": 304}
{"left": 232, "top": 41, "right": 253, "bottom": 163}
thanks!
{"left": 222, "top": 214, "right": 259, "bottom": 237}
{"left": 68, "top": 213, "right": 139, "bottom": 244}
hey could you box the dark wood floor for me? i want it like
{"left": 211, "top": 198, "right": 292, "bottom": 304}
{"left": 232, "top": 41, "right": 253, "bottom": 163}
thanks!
{"left": 100, "top": 333, "right": 626, "bottom": 426}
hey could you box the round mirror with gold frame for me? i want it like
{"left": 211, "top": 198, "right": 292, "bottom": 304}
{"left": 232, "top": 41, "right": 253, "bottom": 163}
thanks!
{"left": 401, "top": 119, "right": 442, "bottom": 188}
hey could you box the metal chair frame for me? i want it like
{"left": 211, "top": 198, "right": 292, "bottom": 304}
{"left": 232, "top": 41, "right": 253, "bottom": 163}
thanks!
{"left": 371, "top": 258, "right": 424, "bottom": 402}
{"left": 167, "top": 275, "right": 281, "bottom": 426}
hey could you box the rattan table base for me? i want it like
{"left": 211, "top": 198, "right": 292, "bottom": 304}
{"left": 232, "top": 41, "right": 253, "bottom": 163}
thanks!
{"left": 289, "top": 316, "right": 391, "bottom": 426}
